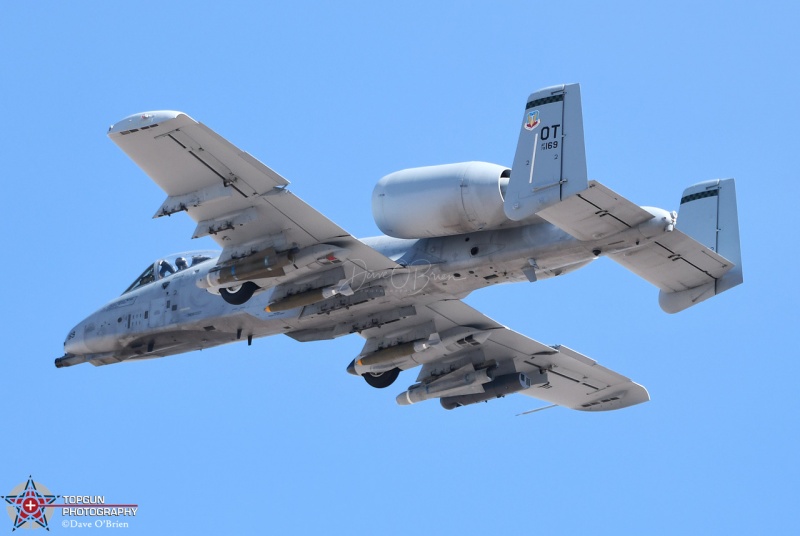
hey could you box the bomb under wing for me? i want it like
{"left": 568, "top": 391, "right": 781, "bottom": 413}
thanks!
{"left": 199, "top": 244, "right": 347, "bottom": 290}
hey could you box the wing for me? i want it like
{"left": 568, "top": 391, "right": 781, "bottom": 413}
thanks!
{"left": 347, "top": 297, "right": 648, "bottom": 412}
{"left": 108, "top": 111, "right": 398, "bottom": 273}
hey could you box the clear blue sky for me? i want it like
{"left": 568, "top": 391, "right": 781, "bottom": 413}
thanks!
{"left": 2, "top": 1, "right": 797, "bottom": 533}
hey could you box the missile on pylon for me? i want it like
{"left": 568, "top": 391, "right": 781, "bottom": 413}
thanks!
{"left": 347, "top": 327, "right": 496, "bottom": 377}
{"left": 395, "top": 363, "right": 494, "bottom": 406}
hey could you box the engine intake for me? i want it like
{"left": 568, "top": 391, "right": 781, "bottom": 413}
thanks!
{"left": 372, "top": 161, "right": 511, "bottom": 238}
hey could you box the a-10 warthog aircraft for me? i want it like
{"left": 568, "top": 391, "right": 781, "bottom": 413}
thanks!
{"left": 58, "top": 84, "right": 742, "bottom": 413}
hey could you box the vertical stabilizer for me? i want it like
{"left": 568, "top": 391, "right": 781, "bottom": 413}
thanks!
{"left": 504, "top": 84, "right": 588, "bottom": 221}
{"left": 658, "top": 179, "right": 743, "bottom": 313}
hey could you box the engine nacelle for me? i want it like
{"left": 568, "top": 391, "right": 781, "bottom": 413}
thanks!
{"left": 372, "top": 161, "right": 511, "bottom": 239}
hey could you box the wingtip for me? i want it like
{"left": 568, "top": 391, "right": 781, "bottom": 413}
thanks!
{"left": 108, "top": 110, "right": 187, "bottom": 135}
{"left": 574, "top": 382, "right": 650, "bottom": 412}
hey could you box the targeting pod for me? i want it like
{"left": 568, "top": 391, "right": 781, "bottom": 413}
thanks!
{"left": 439, "top": 373, "right": 535, "bottom": 410}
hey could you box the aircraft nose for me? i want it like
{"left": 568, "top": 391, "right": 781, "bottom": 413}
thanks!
{"left": 63, "top": 323, "right": 89, "bottom": 355}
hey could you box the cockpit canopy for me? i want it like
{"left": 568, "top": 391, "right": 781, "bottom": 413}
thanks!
{"left": 123, "top": 250, "right": 218, "bottom": 295}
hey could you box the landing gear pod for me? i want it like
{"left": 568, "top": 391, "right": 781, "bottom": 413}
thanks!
{"left": 219, "top": 282, "right": 259, "bottom": 305}
{"left": 362, "top": 368, "right": 400, "bottom": 389}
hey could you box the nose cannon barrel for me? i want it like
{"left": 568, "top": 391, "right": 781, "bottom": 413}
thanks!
{"left": 54, "top": 354, "right": 89, "bottom": 368}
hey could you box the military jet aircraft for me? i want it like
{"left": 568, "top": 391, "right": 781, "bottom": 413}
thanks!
{"left": 58, "top": 84, "right": 742, "bottom": 412}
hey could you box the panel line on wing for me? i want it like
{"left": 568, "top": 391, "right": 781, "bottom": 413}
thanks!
{"left": 653, "top": 240, "right": 717, "bottom": 279}
{"left": 547, "top": 368, "right": 582, "bottom": 383}
{"left": 186, "top": 151, "right": 249, "bottom": 198}
{"left": 166, "top": 133, "right": 187, "bottom": 149}
{"left": 576, "top": 193, "right": 633, "bottom": 228}
{"left": 161, "top": 128, "right": 250, "bottom": 197}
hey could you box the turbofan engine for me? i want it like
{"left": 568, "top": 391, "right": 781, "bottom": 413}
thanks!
{"left": 372, "top": 161, "right": 511, "bottom": 239}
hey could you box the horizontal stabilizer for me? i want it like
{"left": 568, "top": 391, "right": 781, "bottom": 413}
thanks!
{"left": 609, "top": 227, "right": 734, "bottom": 296}
{"left": 537, "top": 181, "right": 655, "bottom": 241}
{"left": 605, "top": 179, "right": 742, "bottom": 313}
{"left": 540, "top": 177, "right": 743, "bottom": 314}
